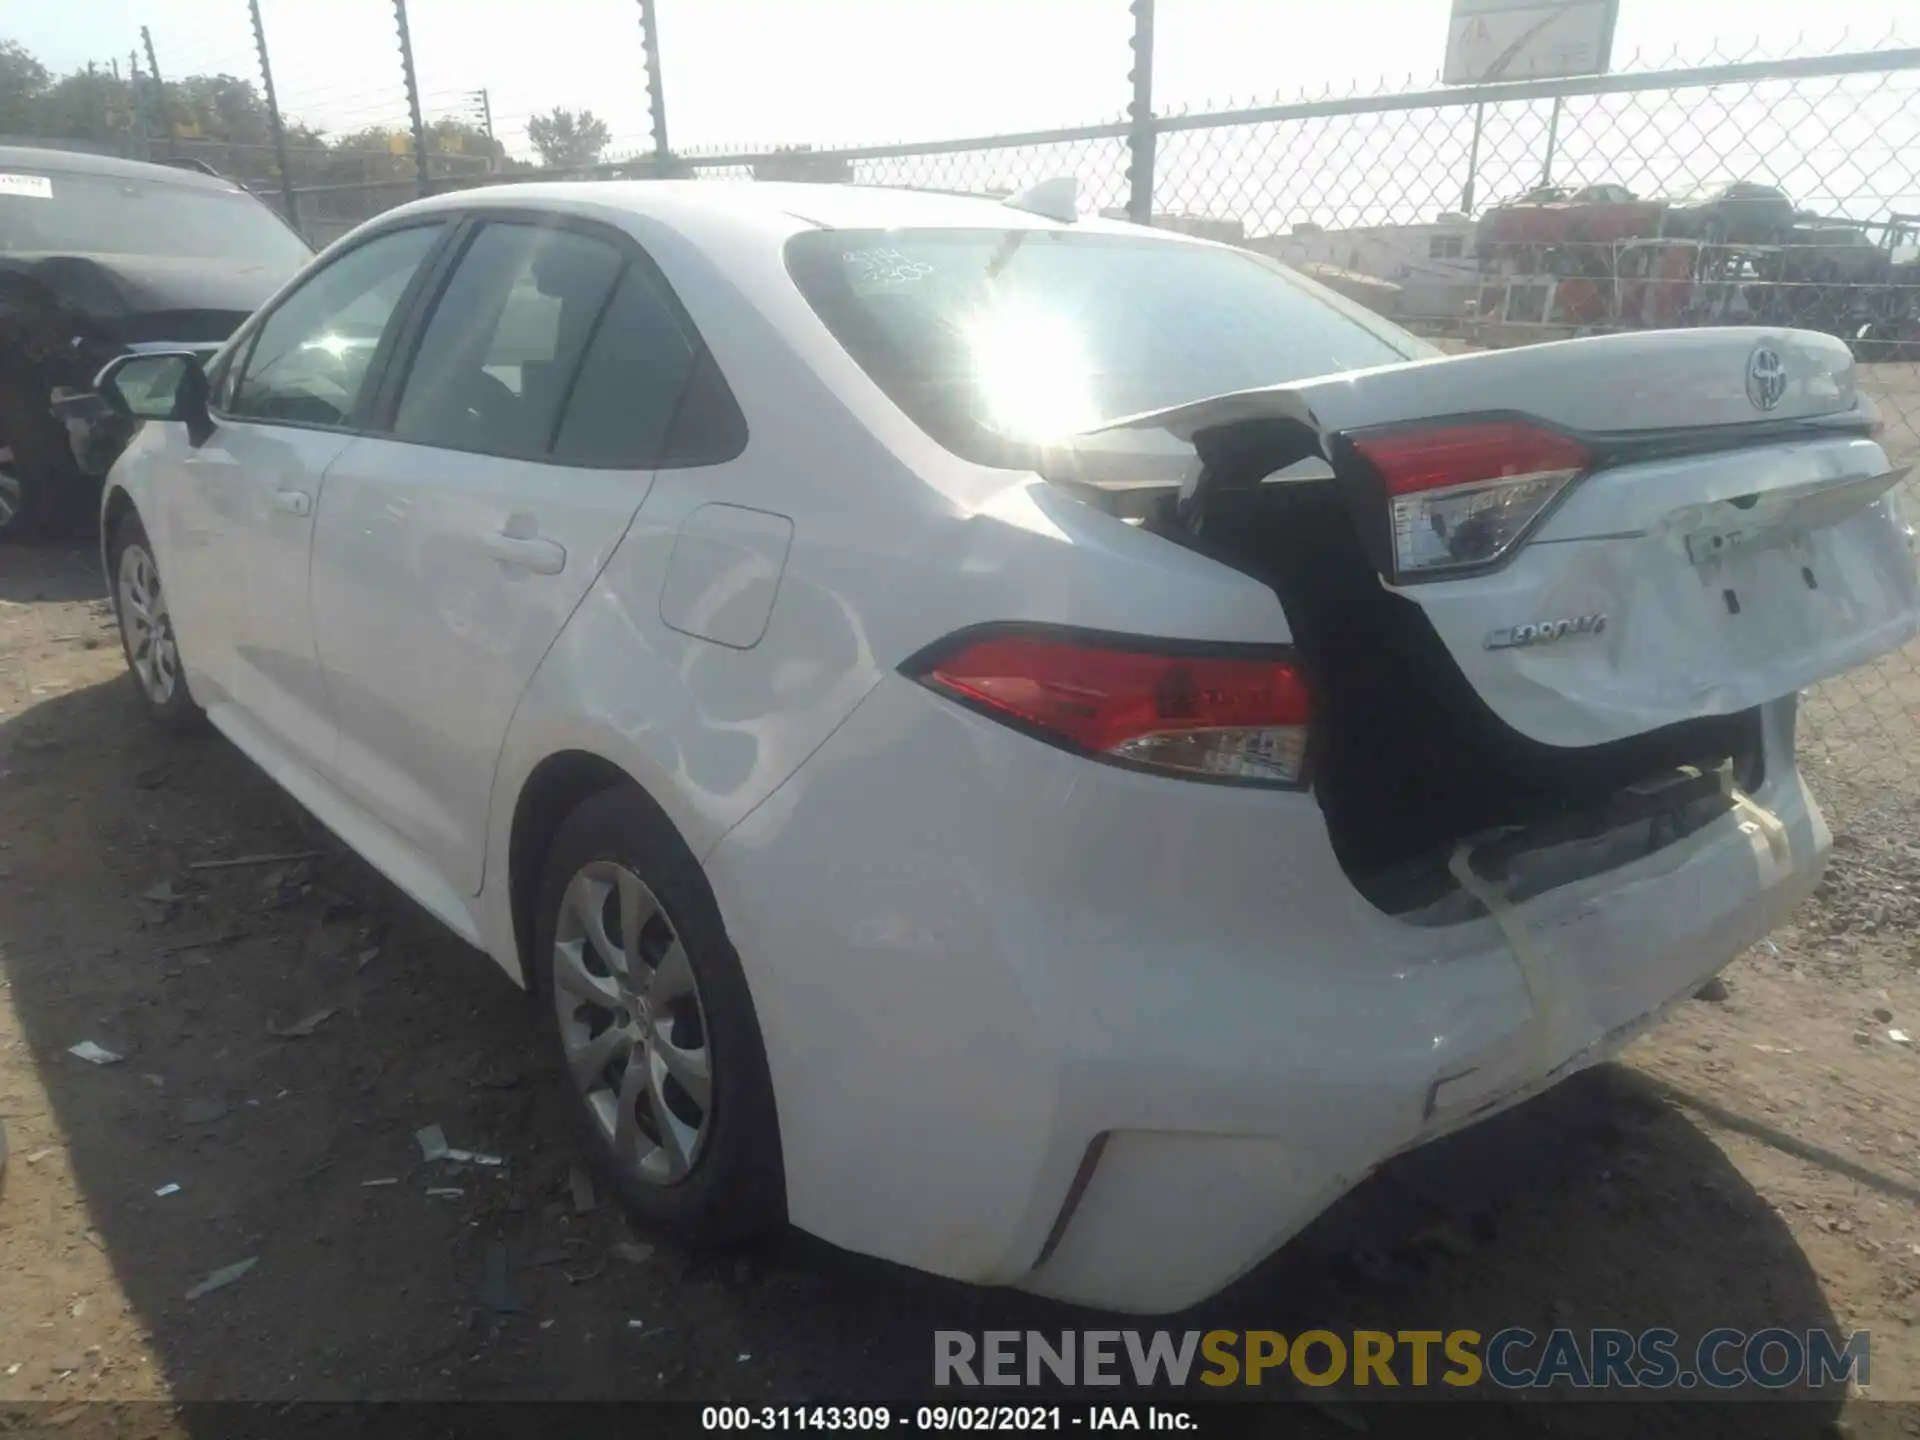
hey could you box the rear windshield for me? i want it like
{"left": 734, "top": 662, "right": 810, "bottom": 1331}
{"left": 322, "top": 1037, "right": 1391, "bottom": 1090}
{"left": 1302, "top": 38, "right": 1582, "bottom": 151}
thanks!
{"left": 0, "top": 167, "right": 311, "bottom": 269}
{"left": 785, "top": 227, "right": 1425, "bottom": 466}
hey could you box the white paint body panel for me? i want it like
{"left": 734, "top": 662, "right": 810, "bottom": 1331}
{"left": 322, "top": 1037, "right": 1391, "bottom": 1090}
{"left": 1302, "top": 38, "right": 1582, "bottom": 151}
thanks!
{"left": 160, "top": 418, "right": 354, "bottom": 770}
{"left": 101, "top": 182, "right": 1919, "bottom": 1313}
{"left": 309, "top": 435, "right": 653, "bottom": 893}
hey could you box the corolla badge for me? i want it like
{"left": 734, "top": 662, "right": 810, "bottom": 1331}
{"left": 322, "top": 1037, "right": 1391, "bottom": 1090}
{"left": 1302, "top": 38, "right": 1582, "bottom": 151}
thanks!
{"left": 1485, "top": 613, "right": 1609, "bottom": 651}
{"left": 1746, "top": 344, "right": 1787, "bottom": 411}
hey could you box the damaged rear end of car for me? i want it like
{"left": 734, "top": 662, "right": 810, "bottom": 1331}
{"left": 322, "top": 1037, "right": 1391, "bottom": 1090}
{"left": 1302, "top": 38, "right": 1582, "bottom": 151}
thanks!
{"left": 1077, "top": 326, "right": 1916, "bottom": 922}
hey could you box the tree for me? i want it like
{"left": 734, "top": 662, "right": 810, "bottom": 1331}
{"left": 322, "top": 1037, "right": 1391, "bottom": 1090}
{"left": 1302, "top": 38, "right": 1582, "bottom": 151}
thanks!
{"left": 26, "top": 68, "right": 126, "bottom": 145}
{"left": 527, "top": 107, "right": 611, "bottom": 169}
{"left": 0, "top": 40, "right": 51, "bottom": 135}
{"left": 311, "top": 120, "right": 518, "bottom": 187}
{"left": 167, "top": 73, "right": 276, "bottom": 147}
{"left": 428, "top": 116, "right": 521, "bottom": 173}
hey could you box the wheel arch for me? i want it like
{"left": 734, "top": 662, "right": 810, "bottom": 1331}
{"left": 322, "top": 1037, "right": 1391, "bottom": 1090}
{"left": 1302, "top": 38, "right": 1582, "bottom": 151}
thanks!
{"left": 506, "top": 750, "right": 687, "bottom": 990}
{"left": 101, "top": 483, "right": 137, "bottom": 576}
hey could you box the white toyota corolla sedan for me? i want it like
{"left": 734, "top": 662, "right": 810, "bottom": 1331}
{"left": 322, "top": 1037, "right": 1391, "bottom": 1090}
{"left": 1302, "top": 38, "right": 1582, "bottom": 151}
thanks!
{"left": 95, "top": 180, "right": 1918, "bottom": 1312}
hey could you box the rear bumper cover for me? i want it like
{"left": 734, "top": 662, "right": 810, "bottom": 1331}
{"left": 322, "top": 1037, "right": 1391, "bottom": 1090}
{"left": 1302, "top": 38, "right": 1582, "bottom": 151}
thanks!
{"left": 706, "top": 677, "right": 1822, "bottom": 1313}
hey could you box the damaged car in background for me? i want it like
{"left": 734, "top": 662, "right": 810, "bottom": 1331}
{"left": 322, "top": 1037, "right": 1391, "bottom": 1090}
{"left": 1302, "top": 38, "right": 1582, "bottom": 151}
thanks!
{"left": 0, "top": 144, "right": 310, "bottom": 539}
{"left": 91, "top": 180, "right": 1919, "bottom": 1313}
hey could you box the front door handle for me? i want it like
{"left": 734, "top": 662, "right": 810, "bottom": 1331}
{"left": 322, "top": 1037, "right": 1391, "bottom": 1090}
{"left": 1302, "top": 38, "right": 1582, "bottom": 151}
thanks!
{"left": 273, "top": 489, "right": 313, "bottom": 517}
{"left": 482, "top": 530, "right": 567, "bottom": 575}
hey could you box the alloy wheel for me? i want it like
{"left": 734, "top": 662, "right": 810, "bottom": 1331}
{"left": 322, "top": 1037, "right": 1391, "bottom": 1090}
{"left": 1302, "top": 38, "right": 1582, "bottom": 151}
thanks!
{"left": 117, "top": 542, "right": 180, "bottom": 706}
{"left": 553, "top": 861, "right": 713, "bottom": 1185}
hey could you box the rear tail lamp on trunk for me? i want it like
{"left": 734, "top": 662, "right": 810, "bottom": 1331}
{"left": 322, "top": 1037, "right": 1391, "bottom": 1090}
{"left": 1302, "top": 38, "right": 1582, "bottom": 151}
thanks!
{"left": 1350, "top": 421, "right": 1592, "bottom": 581}
{"left": 906, "top": 628, "right": 1312, "bottom": 787}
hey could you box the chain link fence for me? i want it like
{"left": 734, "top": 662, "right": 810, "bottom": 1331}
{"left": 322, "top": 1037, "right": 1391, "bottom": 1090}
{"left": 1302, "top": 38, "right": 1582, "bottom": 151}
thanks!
{"left": 29, "top": 30, "right": 1920, "bottom": 818}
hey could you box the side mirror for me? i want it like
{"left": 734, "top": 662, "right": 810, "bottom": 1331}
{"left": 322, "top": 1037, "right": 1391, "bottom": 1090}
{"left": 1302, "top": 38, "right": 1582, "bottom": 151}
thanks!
{"left": 96, "top": 351, "right": 215, "bottom": 448}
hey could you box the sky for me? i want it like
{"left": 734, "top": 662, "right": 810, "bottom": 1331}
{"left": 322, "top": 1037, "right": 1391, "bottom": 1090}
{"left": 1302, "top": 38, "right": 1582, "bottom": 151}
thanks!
{"left": 5, "top": 0, "right": 1912, "bottom": 163}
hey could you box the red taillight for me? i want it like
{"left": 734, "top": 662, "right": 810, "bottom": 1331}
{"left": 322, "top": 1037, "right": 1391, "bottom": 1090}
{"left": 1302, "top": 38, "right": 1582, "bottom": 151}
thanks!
{"left": 1349, "top": 420, "right": 1591, "bottom": 581}
{"left": 911, "top": 630, "right": 1312, "bottom": 786}
{"left": 1353, "top": 421, "right": 1591, "bottom": 496}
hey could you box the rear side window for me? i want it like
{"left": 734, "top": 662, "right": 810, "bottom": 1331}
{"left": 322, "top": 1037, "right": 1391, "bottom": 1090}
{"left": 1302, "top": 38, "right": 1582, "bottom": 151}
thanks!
{"left": 394, "top": 222, "right": 624, "bottom": 458}
{"left": 550, "top": 266, "right": 695, "bottom": 467}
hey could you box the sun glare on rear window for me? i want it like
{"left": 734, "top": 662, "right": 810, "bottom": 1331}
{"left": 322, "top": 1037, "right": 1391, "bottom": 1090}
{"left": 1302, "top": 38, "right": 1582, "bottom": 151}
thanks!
{"left": 785, "top": 227, "right": 1423, "bottom": 464}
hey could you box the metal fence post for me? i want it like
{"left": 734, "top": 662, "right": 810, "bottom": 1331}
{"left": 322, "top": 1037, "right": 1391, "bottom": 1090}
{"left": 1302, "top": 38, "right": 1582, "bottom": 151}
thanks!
{"left": 141, "top": 27, "right": 176, "bottom": 148}
{"left": 1126, "top": 0, "right": 1156, "bottom": 223}
{"left": 128, "top": 52, "right": 152, "bottom": 161}
{"left": 637, "top": 0, "right": 671, "bottom": 161}
{"left": 471, "top": 88, "right": 497, "bottom": 172}
{"left": 393, "top": 0, "right": 432, "bottom": 197}
{"left": 1460, "top": 101, "right": 1485, "bottom": 213}
{"left": 1540, "top": 94, "right": 1563, "bottom": 186}
{"left": 247, "top": 0, "right": 301, "bottom": 229}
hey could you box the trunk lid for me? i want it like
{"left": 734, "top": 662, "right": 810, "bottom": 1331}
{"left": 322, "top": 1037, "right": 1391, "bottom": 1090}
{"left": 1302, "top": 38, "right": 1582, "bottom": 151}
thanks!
{"left": 1094, "top": 327, "right": 1918, "bottom": 748}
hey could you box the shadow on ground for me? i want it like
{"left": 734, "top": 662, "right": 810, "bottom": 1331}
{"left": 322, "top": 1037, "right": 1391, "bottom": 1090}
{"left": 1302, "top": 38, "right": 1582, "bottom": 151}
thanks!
{"left": 0, "top": 542, "right": 105, "bottom": 605}
{"left": 0, "top": 631, "right": 1851, "bottom": 1438}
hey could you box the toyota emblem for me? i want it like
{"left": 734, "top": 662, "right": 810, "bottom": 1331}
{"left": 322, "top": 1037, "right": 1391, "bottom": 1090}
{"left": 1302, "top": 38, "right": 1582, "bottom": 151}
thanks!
{"left": 1746, "top": 345, "right": 1787, "bottom": 411}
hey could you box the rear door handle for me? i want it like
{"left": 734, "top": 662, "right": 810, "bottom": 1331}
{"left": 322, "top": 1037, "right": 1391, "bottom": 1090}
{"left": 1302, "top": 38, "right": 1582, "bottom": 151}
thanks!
{"left": 273, "top": 489, "right": 312, "bottom": 517}
{"left": 483, "top": 531, "right": 567, "bottom": 575}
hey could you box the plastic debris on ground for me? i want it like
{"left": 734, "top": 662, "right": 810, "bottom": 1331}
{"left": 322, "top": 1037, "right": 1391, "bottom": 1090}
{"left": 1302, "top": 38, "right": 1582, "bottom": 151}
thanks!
{"left": 1893, "top": 1029, "right": 1913, "bottom": 1044}
{"left": 444, "top": 1148, "right": 503, "bottom": 1166}
{"left": 68, "top": 1041, "right": 122, "bottom": 1065}
{"left": 189, "top": 849, "right": 327, "bottom": 872}
{"left": 416, "top": 1124, "right": 450, "bottom": 1162}
{"left": 154, "top": 1183, "right": 181, "bottom": 1198}
{"left": 479, "top": 1242, "right": 526, "bottom": 1314}
{"left": 610, "top": 1241, "right": 654, "bottom": 1266}
{"left": 360, "top": 1177, "right": 399, "bottom": 1187}
{"left": 568, "top": 1164, "right": 597, "bottom": 1214}
{"left": 184, "top": 1257, "right": 257, "bottom": 1301}
{"left": 355, "top": 947, "right": 381, "bottom": 971}
{"left": 425, "top": 1187, "right": 464, "bottom": 1199}
{"left": 267, "top": 1005, "right": 338, "bottom": 1039}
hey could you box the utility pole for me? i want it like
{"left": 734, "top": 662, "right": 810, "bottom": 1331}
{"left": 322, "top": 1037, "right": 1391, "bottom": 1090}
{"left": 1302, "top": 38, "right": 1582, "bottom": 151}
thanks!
{"left": 128, "top": 52, "right": 152, "bottom": 160}
{"left": 1125, "top": 0, "right": 1156, "bottom": 224}
{"left": 247, "top": 0, "right": 300, "bottom": 227}
{"left": 394, "top": 0, "right": 432, "bottom": 197}
{"left": 469, "top": 88, "right": 496, "bottom": 172}
{"left": 636, "top": 0, "right": 670, "bottom": 162}
{"left": 141, "top": 27, "right": 176, "bottom": 147}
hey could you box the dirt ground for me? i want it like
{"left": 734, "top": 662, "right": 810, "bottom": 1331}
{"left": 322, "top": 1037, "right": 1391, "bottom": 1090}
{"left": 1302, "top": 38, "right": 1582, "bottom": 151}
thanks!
{"left": 5, "top": 368, "right": 1920, "bottom": 1435}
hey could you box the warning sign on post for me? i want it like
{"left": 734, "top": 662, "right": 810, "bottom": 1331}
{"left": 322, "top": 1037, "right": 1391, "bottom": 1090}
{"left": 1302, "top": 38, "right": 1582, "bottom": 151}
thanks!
{"left": 1444, "top": 0, "right": 1619, "bottom": 84}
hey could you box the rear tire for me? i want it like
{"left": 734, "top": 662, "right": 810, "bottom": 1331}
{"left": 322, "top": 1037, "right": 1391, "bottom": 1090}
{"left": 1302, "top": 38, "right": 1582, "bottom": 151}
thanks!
{"left": 533, "top": 787, "right": 785, "bottom": 1241}
{"left": 107, "top": 512, "right": 203, "bottom": 731}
